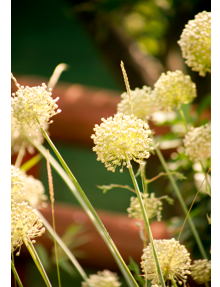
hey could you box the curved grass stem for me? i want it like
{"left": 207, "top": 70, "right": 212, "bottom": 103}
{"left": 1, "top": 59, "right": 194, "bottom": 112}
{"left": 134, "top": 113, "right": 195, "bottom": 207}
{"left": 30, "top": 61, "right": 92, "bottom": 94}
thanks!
{"left": 28, "top": 130, "right": 139, "bottom": 287}
{"left": 24, "top": 238, "right": 52, "bottom": 287}
{"left": 127, "top": 158, "right": 166, "bottom": 287}
{"left": 151, "top": 135, "right": 208, "bottom": 260}
{"left": 11, "top": 260, "right": 23, "bottom": 287}
{"left": 37, "top": 211, "right": 89, "bottom": 283}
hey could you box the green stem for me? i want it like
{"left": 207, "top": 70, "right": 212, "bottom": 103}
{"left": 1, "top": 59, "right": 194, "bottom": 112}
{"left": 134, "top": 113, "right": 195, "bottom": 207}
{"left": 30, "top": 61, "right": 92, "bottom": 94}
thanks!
{"left": 177, "top": 106, "right": 188, "bottom": 132}
{"left": 37, "top": 211, "right": 89, "bottom": 283}
{"left": 170, "top": 276, "right": 178, "bottom": 287}
{"left": 20, "top": 153, "right": 42, "bottom": 173}
{"left": 15, "top": 142, "right": 26, "bottom": 168}
{"left": 28, "top": 132, "right": 139, "bottom": 287}
{"left": 24, "top": 238, "right": 52, "bottom": 287}
{"left": 200, "top": 161, "right": 211, "bottom": 196}
{"left": 11, "top": 260, "right": 23, "bottom": 287}
{"left": 127, "top": 159, "right": 166, "bottom": 287}
{"left": 204, "top": 281, "right": 210, "bottom": 287}
{"left": 151, "top": 136, "right": 208, "bottom": 259}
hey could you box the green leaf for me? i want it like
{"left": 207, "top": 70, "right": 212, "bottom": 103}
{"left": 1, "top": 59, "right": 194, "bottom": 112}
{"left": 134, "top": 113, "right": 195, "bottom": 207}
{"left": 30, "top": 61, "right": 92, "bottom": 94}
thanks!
{"left": 97, "top": 184, "right": 133, "bottom": 194}
{"left": 128, "top": 257, "right": 145, "bottom": 286}
{"left": 58, "top": 259, "right": 77, "bottom": 277}
{"left": 35, "top": 243, "right": 51, "bottom": 271}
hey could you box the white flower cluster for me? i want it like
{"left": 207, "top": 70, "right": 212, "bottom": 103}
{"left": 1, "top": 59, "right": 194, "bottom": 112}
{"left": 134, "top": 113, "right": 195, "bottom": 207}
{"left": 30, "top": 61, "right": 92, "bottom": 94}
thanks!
{"left": 11, "top": 165, "right": 25, "bottom": 201}
{"left": 11, "top": 201, "right": 45, "bottom": 254}
{"left": 141, "top": 238, "right": 191, "bottom": 285}
{"left": 91, "top": 113, "right": 153, "bottom": 172}
{"left": 178, "top": 11, "right": 211, "bottom": 77}
{"left": 117, "top": 86, "right": 157, "bottom": 121}
{"left": 82, "top": 270, "right": 121, "bottom": 287}
{"left": 16, "top": 172, "right": 47, "bottom": 208}
{"left": 153, "top": 70, "right": 197, "bottom": 111}
{"left": 11, "top": 166, "right": 46, "bottom": 255}
{"left": 127, "top": 193, "right": 163, "bottom": 221}
{"left": 11, "top": 115, "right": 48, "bottom": 155}
{"left": 11, "top": 74, "right": 61, "bottom": 131}
{"left": 190, "top": 259, "right": 211, "bottom": 284}
{"left": 183, "top": 123, "right": 211, "bottom": 162}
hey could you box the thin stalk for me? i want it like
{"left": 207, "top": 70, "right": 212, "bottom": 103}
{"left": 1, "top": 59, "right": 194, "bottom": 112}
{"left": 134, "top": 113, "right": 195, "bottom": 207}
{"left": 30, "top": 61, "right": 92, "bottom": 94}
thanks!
{"left": 170, "top": 276, "right": 178, "bottom": 287}
{"left": 24, "top": 238, "right": 52, "bottom": 287}
{"left": 200, "top": 161, "right": 211, "bottom": 196}
{"left": 127, "top": 158, "right": 166, "bottom": 287}
{"left": 205, "top": 282, "right": 210, "bottom": 287}
{"left": 151, "top": 135, "right": 208, "bottom": 259}
{"left": 46, "top": 150, "right": 61, "bottom": 287}
{"left": 11, "top": 260, "right": 23, "bottom": 287}
{"left": 15, "top": 142, "right": 26, "bottom": 168}
{"left": 28, "top": 132, "right": 139, "bottom": 287}
{"left": 37, "top": 211, "right": 89, "bottom": 283}
{"left": 177, "top": 106, "right": 188, "bottom": 132}
{"left": 20, "top": 153, "right": 42, "bottom": 173}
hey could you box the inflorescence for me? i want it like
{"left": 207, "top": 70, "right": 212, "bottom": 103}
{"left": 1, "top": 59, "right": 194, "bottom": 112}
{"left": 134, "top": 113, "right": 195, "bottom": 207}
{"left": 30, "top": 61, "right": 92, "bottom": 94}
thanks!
{"left": 178, "top": 11, "right": 211, "bottom": 77}
{"left": 11, "top": 73, "right": 61, "bottom": 131}
{"left": 117, "top": 86, "right": 157, "bottom": 122}
{"left": 81, "top": 270, "right": 121, "bottom": 287}
{"left": 141, "top": 238, "right": 191, "bottom": 285}
{"left": 153, "top": 70, "right": 197, "bottom": 111}
{"left": 183, "top": 123, "right": 211, "bottom": 162}
{"left": 11, "top": 201, "right": 45, "bottom": 255}
{"left": 127, "top": 193, "right": 163, "bottom": 221}
{"left": 190, "top": 259, "right": 211, "bottom": 284}
{"left": 91, "top": 113, "right": 153, "bottom": 172}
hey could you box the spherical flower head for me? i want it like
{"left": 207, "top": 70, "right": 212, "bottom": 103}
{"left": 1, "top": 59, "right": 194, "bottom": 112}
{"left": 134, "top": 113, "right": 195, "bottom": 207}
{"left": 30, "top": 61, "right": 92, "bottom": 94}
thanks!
{"left": 11, "top": 114, "right": 48, "bottom": 155}
{"left": 81, "top": 270, "right": 121, "bottom": 287}
{"left": 141, "top": 238, "right": 191, "bottom": 285}
{"left": 191, "top": 259, "right": 211, "bottom": 284}
{"left": 91, "top": 113, "right": 153, "bottom": 172}
{"left": 117, "top": 86, "right": 157, "bottom": 121}
{"left": 127, "top": 193, "right": 163, "bottom": 221}
{"left": 178, "top": 11, "right": 211, "bottom": 77}
{"left": 16, "top": 172, "right": 47, "bottom": 208}
{"left": 154, "top": 70, "right": 197, "bottom": 111}
{"left": 183, "top": 123, "right": 211, "bottom": 162}
{"left": 11, "top": 165, "right": 25, "bottom": 201}
{"left": 11, "top": 201, "right": 45, "bottom": 254}
{"left": 11, "top": 73, "right": 61, "bottom": 131}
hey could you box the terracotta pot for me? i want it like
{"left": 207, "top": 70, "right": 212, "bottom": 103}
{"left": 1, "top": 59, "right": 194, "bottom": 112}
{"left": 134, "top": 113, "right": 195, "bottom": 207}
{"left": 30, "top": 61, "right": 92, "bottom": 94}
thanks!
{"left": 19, "top": 203, "right": 171, "bottom": 271}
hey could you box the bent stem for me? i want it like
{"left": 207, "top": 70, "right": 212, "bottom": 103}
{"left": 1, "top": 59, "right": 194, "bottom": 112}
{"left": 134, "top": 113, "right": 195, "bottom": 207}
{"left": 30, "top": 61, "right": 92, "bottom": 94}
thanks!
{"left": 151, "top": 135, "right": 208, "bottom": 260}
{"left": 11, "top": 260, "right": 23, "bottom": 287}
{"left": 37, "top": 211, "right": 89, "bottom": 284}
{"left": 127, "top": 157, "right": 166, "bottom": 287}
{"left": 24, "top": 238, "right": 52, "bottom": 287}
{"left": 29, "top": 130, "right": 139, "bottom": 287}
